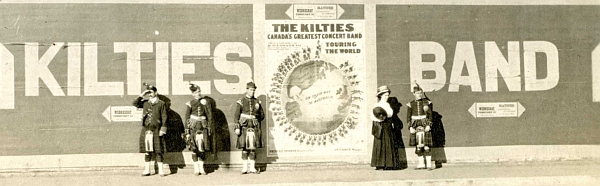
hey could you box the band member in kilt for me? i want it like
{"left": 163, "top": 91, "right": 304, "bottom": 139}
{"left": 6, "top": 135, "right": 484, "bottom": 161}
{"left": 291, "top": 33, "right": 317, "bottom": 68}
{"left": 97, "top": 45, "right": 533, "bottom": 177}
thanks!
{"left": 407, "top": 84, "right": 434, "bottom": 170}
{"left": 184, "top": 84, "right": 215, "bottom": 175}
{"left": 234, "top": 82, "right": 264, "bottom": 174}
{"left": 370, "top": 86, "right": 402, "bottom": 170}
{"left": 133, "top": 83, "right": 168, "bottom": 176}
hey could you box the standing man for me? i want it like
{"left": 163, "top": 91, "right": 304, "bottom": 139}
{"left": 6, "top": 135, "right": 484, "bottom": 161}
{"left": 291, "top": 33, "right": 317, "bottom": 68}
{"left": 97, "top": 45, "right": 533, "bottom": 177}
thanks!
{"left": 234, "top": 82, "right": 264, "bottom": 174}
{"left": 134, "top": 83, "right": 168, "bottom": 177}
{"left": 407, "top": 84, "right": 434, "bottom": 171}
{"left": 184, "top": 84, "right": 215, "bottom": 175}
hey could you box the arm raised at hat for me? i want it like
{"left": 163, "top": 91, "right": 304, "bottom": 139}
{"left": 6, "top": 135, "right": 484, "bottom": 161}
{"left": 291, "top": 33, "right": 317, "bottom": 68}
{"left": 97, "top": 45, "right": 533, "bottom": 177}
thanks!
{"left": 133, "top": 90, "right": 151, "bottom": 108}
{"left": 132, "top": 96, "right": 145, "bottom": 109}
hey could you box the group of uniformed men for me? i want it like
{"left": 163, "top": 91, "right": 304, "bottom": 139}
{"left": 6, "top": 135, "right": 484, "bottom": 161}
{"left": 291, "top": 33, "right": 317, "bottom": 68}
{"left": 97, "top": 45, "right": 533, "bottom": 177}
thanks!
{"left": 133, "top": 81, "right": 263, "bottom": 176}
{"left": 133, "top": 80, "right": 441, "bottom": 176}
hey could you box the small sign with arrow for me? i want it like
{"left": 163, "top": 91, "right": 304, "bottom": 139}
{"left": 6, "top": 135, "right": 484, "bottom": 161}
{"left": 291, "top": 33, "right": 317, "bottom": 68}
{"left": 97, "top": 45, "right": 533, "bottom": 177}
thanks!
{"left": 468, "top": 102, "right": 525, "bottom": 118}
{"left": 102, "top": 106, "right": 143, "bottom": 122}
{"left": 286, "top": 4, "right": 345, "bottom": 20}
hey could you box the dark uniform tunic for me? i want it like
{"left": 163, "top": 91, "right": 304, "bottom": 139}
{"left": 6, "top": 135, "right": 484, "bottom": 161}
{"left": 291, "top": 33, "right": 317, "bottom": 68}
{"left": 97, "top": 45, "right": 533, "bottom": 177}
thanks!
{"left": 134, "top": 97, "right": 168, "bottom": 153}
{"left": 234, "top": 96, "right": 264, "bottom": 149}
{"left": 184, "top": 97, "right": 215, "bottom": 153}
{"left": 407, "top": 98, "right": 433, "bottom": 147}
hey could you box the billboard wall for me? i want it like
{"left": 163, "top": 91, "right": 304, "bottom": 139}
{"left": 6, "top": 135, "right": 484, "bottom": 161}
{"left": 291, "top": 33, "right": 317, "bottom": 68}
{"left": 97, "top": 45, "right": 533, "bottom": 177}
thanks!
{"left": 0, "top": 4, "right": 253, "bottom": 156}
{"left": 377, "top": 5, "right": 600, "bottom": 147}
{"left": 1, "top": 3, "right": 600, "bottom": 161}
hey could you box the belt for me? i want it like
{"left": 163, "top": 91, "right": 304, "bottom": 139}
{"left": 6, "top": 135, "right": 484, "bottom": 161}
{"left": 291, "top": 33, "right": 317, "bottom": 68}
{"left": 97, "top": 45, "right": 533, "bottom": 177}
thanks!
{"left": 241, "top": 113, "right": 257, "bottom": 119}
{"left": 411, "top": 115, "right": 426, "bottom": 120}
{"left": 190, "top": 115, "right": 207, "bottom": 120}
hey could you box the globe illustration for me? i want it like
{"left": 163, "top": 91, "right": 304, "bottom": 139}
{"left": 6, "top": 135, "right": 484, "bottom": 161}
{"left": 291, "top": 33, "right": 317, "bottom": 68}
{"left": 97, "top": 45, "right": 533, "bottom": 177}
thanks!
{"left": 281, "top": 59, "right": 351, "bottom": 134}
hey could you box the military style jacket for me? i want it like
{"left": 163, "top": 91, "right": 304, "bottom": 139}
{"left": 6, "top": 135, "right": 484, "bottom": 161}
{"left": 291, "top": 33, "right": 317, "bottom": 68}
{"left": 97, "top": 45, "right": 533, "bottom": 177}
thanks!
{"left": 184, "top": 97, "right": 214, "bottom": 128}
{"left": 234, "top": 95, "right": 265, "bottom": 149}
{"left": 406, "top": 98, "right": 432, "bottom": 124}
{"left": 234, "top": 96, "right": 265, "bottom": 126}
{"left": 133, "top": 96, "right": 168, "bottom": 134}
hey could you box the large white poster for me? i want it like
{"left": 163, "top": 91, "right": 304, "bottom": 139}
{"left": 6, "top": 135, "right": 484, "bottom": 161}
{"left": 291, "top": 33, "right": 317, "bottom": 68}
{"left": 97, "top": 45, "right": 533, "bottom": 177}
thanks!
{"left": 265, "top": 17, "right": 366, "bottom": 157}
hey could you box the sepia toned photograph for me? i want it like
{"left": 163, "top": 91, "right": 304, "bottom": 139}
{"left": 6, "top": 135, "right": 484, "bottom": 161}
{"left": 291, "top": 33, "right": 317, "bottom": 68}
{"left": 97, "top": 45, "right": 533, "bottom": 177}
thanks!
{"left": 0, "top": 0, "right": 599, "bottom": 185}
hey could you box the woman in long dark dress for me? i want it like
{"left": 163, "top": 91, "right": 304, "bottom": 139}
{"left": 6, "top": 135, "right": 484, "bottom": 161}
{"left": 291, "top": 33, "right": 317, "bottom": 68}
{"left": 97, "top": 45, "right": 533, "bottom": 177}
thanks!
{"left": 371, "top": 86, "right": 401, "bottom": 170}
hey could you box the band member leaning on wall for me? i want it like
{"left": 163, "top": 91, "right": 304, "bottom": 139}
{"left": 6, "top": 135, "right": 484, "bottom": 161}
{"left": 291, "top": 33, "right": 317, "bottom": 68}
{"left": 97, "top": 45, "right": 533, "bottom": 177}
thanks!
{"left": 407, "top": 84, "right": 434, "bottom": 171}
{"left": 134, "top": 83, "right": 168, "bottom": 177}
{"left": 371, "top": 86, "right": 402, "bottom": 170}
{"left": 183, "top": 84, "right": 216, "bottom": 175}
{"left": 234, "top": 82, "right": 265, "bottom": 174}
{"left": 412, "top": 86, "right": 446, "bottom": 169}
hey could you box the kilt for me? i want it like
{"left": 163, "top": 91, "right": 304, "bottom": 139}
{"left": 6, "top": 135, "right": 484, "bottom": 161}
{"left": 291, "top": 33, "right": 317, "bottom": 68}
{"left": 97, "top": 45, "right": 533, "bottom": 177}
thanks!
{"left": 139, "top": 128, "right": 165, "bottom": 153}
{"left": 189, "top": 118, "right": 211, "bottom": 153}
{"left": 409, "top": 119, "right": 433, "bottom": 147}
{"left": 236, "top": 118, "right": 262, "bottom": 149}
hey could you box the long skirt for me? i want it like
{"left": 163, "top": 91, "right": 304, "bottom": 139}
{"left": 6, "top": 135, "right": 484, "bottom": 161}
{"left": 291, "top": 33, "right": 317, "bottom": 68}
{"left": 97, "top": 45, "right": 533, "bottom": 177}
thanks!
{"left": 371, "top": 120, "right": 400, "bottom": 169}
